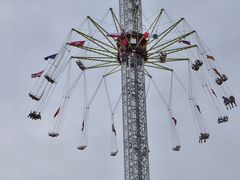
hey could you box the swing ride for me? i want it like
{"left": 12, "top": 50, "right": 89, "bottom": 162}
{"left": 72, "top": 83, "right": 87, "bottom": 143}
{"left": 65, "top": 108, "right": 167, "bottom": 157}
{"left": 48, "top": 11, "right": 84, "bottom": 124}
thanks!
{"left": 28, "top": 1, "right": 237, "bottom": 180}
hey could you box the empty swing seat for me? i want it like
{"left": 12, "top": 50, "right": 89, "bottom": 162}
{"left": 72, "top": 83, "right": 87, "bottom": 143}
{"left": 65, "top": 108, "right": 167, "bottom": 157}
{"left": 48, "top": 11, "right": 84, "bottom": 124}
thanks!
{"left": 44, "top": 74, "right": 55, "bottom": 84}
{"left": 48, "top": 132, "right": 60, "bottom": 137}
{"left": 28, "top": 93, "right": 41, "bottom": 101}
{"left": 110, "top": 151, "right": 118, "bottom": 156}
{"left": 77, "top": 145, "right": 87, "bottom": 150}
{"left": 217, "top": 116, "right": 228, "bottom": 124}
{"left": 76, "top": 60, "right": 86, "bottom": 70}
{"left": 173, "top": 145, "right": 181, "bottom": 151}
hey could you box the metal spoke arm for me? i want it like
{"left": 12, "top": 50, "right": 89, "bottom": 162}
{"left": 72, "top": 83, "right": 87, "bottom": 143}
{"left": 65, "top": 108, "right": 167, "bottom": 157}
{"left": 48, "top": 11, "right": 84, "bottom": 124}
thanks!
{"left": 164, "top": 45, "right": 197, "bottom": 55}
{"left": 103, "top": 65, "right": 121, "bottom": 77}
{"left": 148, "top": 45, "right": 197, "bottom": 58}
{"left": 71, "top": 56, "right": 117, "bottom": 63}
{"left": 145, "top": 61, "right": 173, "bottom": 71}
{"left": 75, "top": 45, "right": 117, "bottom": 58}
{"left": 148, "top": 58, "right": 190, "bottom": 63}
{"left": 146, "top": 9, "right": 164, "bottom": 35}
{"left": 87, "top": 16, "right": 117, "bottom": 49}
{"left": 147, "top": 18, "right": 185, "bottom": 50}
{"left": 72, "top": 28, "right": 116, "bottom": 53}
{"left": 144, "top": 68, "right": 152, "bottom": 78}
{"left": 86, "top": 63, "right": 119, "bottom": 70}
{"left": 148, "top": 30, "right": 196, "bottom": 52}
{"left": 110, "top": 8, "right": 122, "bottom": 32}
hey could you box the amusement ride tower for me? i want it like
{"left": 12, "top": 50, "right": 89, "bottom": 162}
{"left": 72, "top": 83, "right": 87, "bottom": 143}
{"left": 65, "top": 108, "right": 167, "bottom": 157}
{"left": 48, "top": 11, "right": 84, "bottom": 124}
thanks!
{"left": 119, "top": 1, "right": 150, "bottom": 180}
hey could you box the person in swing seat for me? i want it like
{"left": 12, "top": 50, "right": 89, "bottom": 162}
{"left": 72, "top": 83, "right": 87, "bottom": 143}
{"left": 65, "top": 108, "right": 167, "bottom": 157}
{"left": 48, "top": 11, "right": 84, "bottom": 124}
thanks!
{"left": 222, "top": 96, "right": 231, "bottom": 110}
{"left": 229, "top": 96, "right": 237, "bottom": 108}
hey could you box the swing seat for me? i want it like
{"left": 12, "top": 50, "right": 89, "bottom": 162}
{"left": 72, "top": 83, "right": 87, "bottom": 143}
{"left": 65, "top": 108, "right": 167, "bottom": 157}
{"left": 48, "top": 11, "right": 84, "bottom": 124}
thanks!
{"left": 215, "top": 78, "right": 223, "bottom": 85}
{"left": 110, "top": 151, "right": 118, "bottom": 156}
{"left": 172, "top": 145, "right": 181, "bottom": 151}
{"left": 192, "top": 64, "right": 199, "bottom": 71}
{"left": 199, "top": 133, "right": 210, "bottom": 140}
{"left": 221, "top": 74, "right": 228, "bottom": 82}
{"left": 28, "top": 111, "right": 41, "bottom": 120}
{"left": 159, "top": 52, "right": 167, "bottom": 63}
{"left": 223, "top": 97, "right": 230, "bottom": 106}
{"left": 76, "top": 60, "right": 86, "bottom": 70}
{"left": 195, "top": 60, "right": 203, "bottom": 67}
{"left": 217, "top": 116, "right": 228, "bottom": 124}
{"left": 199, "top": 133, "right": 210, "bottom": 143}
{"left": 28, "top": 93, "right": 41, "bottom": 101}
{"left": 28, "top": 112, "right": 35, "bottom": 119}
{"left": 229, "top": 96, "right": 236, "bottom": 104}
{"left": 48, "top": 132, "right": 60, "bottom": 137}
{"left": 36, "top": 113, "right": 41, "bottom": 120}
{"left": 44, "top": 74, "right": 55, "bottom": 84}
{"left": 77, "top": 145, "right": 87, "bottom": 150}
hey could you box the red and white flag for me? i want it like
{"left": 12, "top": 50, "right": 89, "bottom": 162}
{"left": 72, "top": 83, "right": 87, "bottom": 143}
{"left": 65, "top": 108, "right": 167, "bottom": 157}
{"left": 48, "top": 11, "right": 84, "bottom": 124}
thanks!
{"left": 67, "top": 41, "right": 85, "bottom": 47}
{"left": 107, "top": 33, "right": 121, "bottom": 38}
{"left": 31, "top": 70, "right": 44, "bottom": 78}
{"left": 143, "top": 32, "right": 150, "bottom": 39}
{"left": 119, "top": 39, "right": 129, "bottom": 46}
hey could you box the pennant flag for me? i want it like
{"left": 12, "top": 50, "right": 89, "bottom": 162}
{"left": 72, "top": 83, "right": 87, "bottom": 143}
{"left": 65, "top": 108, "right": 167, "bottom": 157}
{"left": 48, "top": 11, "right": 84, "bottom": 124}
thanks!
{"left": 143, "top": 32, "right": 150, "bottom": 39}
{"left": 119, "top": 39, "right": 129, "bottom": 46}
{"left": 206, "top": 55, "right": 215, "bottom": 61}
{"left": 196, "top": 105, "right": 201, "bottom": 113}
{"left": 212, "top": 68, "right": 221, "bottom": 77}
{"left": 54, "top": 107, "right": 60, "bottom": 118}
{"left": 112, "top": 124, "right": 117, "bottom": 136}
{"left": 31, "top": 70, "right": 44, "bottom": 78}
{"left": 81, "top": 121, "right": 85, "bottom": 131}
{"left": 44, "top": 53, "right": 57, "bottom": 60}
{"left": 67, "top": 41, "right": 85, "bottom": 47}
{"left": 172, "top": 117, "right": 177, "bottom": 125}
{"left": 179, "top": 40, "right": 191, "bottom": 45}
{"left": 107, "top": 33, "right": 121, "bottom": 38}
{"left": 211, "top": 89, "right": 217, "bottom": 97}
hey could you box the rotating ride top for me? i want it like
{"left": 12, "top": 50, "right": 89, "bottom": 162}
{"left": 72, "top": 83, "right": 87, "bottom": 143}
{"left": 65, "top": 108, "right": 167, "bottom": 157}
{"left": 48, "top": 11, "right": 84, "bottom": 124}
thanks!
{"left": 28, "top": 1, "right": 237, "bottom": 180}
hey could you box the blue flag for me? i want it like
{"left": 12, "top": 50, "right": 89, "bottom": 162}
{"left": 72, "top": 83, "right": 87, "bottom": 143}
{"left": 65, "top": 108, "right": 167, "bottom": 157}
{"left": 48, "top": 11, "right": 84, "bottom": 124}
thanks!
{"left": 44, "top": 53, "right": 57, "bottom": 60}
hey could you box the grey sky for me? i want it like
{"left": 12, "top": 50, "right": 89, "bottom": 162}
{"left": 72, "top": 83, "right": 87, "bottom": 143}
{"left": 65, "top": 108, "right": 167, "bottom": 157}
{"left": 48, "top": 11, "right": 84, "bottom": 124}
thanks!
{"left": 0, "top": 0, "right": 240, "bottom": 180}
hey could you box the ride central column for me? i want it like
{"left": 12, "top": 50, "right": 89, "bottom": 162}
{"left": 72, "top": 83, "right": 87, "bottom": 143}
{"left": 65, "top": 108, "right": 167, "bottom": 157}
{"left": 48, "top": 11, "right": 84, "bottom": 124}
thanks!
{"left": 119, "top": 0, "right": 150, "bottom": 180}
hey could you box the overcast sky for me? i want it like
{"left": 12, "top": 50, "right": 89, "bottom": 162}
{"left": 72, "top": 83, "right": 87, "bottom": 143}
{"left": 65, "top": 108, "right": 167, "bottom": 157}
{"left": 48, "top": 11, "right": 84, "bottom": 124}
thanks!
{"left": 0, "top": 0, "right": 240, "bottom": 180}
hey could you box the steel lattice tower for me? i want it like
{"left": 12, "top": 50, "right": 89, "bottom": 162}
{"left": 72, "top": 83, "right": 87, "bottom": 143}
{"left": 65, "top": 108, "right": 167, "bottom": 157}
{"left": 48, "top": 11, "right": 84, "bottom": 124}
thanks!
{"left": 119, "top": 0, "right": 150, "bottom": 180}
